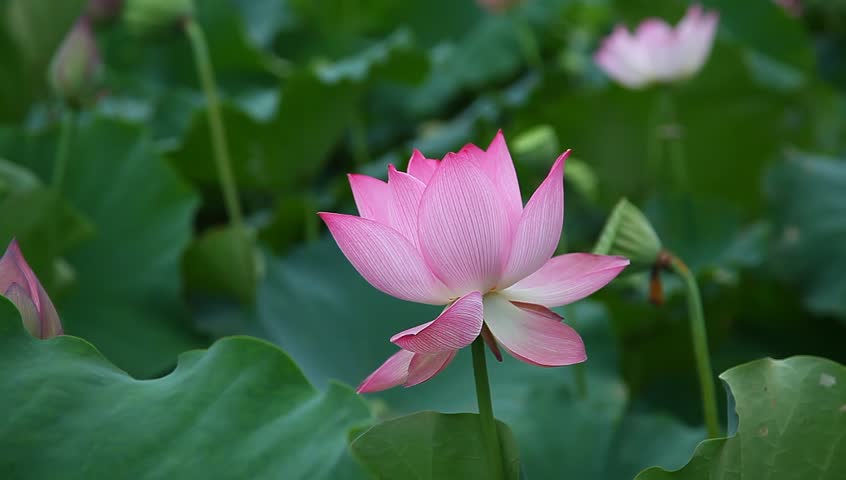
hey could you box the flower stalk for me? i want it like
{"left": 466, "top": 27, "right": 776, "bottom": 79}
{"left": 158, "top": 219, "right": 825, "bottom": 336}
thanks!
{"left": 667, "top": 253, "right": 719, "bottom": 438}
{"left": 52, "top": 109, "right": 75, "bottom": 194}
{"left": 184, "top": 17, "right": 243, "bottom": 227}
{"left": 472, "top": 337, "right": 505, "bottom": 480}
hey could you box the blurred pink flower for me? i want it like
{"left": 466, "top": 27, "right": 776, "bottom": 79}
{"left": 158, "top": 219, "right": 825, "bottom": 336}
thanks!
{"left": 774, "top": 0, "right": 802, "bottom": 17}
{"left": 476, "top": 0, "right": 522, "bottom": 13}
{"left": 0, "top": 240, "right": 63, "bottom": 339}
{"left": 48, "top": 16, "right": 104, "bottom": 106}
{"left": 320, "top": 132, "right": 629, "bottom": 393}
{"left": 595, "top": 4, "right": 719, "bottom": 89}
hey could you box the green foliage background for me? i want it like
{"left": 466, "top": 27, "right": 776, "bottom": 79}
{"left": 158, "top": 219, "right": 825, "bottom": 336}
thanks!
{"left": 2, "top": 0, "right": 846, "bottom": 478}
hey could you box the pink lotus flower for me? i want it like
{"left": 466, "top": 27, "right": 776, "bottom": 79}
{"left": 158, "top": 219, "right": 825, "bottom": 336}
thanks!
{"left": 0, "top": 240, "right": 63, "bottom": 339}
{"left": 319, "top": 132, "right": 629, "bottom": 393}
{"left": 594, "top": 5, "right": 719, "bottom": 89}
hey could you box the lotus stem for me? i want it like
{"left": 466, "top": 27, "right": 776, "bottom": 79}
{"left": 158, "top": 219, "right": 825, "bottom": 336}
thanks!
{"left": 184, "top": 18, "right": 243, "bottom": 226}
{"left": 52, "top": 109, "right": 75, "bottom": 194}
{"left": 669, "top": 254, "right": 719, "bottom": 438}
{"left": 472, "top": 336, "right": 505, "bottom": 479}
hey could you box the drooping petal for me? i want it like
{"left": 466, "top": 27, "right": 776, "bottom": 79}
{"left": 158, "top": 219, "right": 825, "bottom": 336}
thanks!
{"left": 407, "top": 149, "right": 440, "bottom": 185}
{"left": 348, "top": 174, "right": 391, "bottom": 225}
{"left": 499, "top": 152, "right": 568, "bottom": 288}
{"left": 391, "top": 291, "right": 483, "bottom": 353}
{"left": 357, "top": 349, "right": 414, "bottom": 393}
{"left": 417, "top": 150, "right": 510, "bottom": 295}
{"left": 501, "top": 253, "right": 629, "bottom": 307}
{"left": 483, "top": 294, "right": 586, "bottom": 366}
{"left": 387, "top": 165, "right": 427, "bottom": 247}
{"left": 319, "top": 213, "right": 449, "bottom": 304}
{"left": 481, "top": 324, "right": 503, "bottom": 361}
{"left": 405, "top": 350, "right": 457, "bottom": 387}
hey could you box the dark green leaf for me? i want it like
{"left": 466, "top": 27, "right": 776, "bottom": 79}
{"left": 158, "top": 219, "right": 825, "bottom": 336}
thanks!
{"left": 0, "top": 298, "right": 372, "bottom": 479}
{"left": 765, "top": 153, "right": 846, "bottom": 320}
{"left": 352, "top": 412, "right": 521, "bottom": 480}
{"left": 637, "top": 356, "right": 846, "bottom": 479}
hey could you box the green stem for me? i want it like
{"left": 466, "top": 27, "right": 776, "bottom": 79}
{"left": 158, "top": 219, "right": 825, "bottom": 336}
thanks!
{"left": 472, "top": 337, "right": 505, "bottom": 480}
{"left": 184, "top": 18, "right": 243, "bottom": 226}
{"left": 669, "top": 255, "right": 720, "bottom": 438}
{"left": 52, "top": 109, "right": 75, "bottom": 193}
{"left": 661, "top": 91, "right": 687, "bottom": 190}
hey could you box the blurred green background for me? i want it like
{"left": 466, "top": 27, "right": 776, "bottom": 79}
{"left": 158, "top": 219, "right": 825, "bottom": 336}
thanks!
{"left": 2, "top": 0, "right": 846, "bottom": 478}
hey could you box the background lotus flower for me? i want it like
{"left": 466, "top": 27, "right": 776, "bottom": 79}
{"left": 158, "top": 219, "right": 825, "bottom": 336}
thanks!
{"left": 0, "top": 240, "right": 63, "bottom": 339}
{"left": 48, "top": 16, "right": 104, "bottom": 107}
{"left": 320, "top": 132, "right": 629, "bottom": 393}
{"left": 594, "top": 4, "right": 719, "bottom": 89}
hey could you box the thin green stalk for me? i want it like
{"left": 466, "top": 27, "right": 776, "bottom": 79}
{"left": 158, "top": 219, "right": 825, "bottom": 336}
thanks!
{"left": 472, "top": 337, "right": 505, "bottom": 480}
{"left": 669, "top": 255, "right": 720, "bottom": 438}
{"left": 661, "top": 91, "right": 687, "bottom": 190}
{"left": 646, "top": 94, "right": 665, "bottom": 181}
{"left": 184, "top": 18, "right": 243, "bottom": 226}
{"left": 52, "top": 109, "right": 75, "bottom": 194}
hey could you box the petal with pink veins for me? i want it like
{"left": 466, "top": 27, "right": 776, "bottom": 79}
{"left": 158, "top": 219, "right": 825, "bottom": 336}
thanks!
{"left": 479, "top": 131, "right": 523, "bottom": 228}
{"left": 483, "top": 294, "right": 586, "bottom": 366}
{"left": 405, "top": 350, "right": 457, "bottom": 387}
{"left": 348, "top": 174, "right": 392, "bottom": 225}
{"left": 502, "top": 253, "right": 630, "bottom": 307}
{"left": 391, "top": 291, "right": 483, "bottom": 353}
{"left": 387, "top": 165, "right": 427, "bottom": 248}
{"left": 417, "top": 150, "right": 510, "bottom": 294}
{"left": 499, "top": 151, "right": 568, "bottom": 288}
{"left": 407, "top": 149, "right": 440, "bottom": 184}
{"left": 319, "top": 213, "right": 450, "bottom": 304}
{"left": 357, "top": 349, "right": 414, "bottom": 393}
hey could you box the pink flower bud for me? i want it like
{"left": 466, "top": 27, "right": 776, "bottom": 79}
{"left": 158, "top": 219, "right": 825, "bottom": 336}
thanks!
{"left": 48, "top": 16, "right": 104, "bottom": 107}
{"left": 0, "top": 240, "right": 63, "bottom": 339}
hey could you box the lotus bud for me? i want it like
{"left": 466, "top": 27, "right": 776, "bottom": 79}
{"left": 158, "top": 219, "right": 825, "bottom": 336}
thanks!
{"left": 123, "top": 0, "right": 194, "bottom": 35}
{"left": 48, "top": 16, "right": 103, "bottom": 107}
{"left": 0, "top": 240, "right": 63, "bottom": 339}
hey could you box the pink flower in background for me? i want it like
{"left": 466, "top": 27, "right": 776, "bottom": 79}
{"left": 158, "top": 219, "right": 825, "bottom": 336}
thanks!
{"left": 0, "top": 240, "right": 63, "bottom": 339}
{"left": 774, "top": 0, "right": 802, "bottom": 17}
{"left": 595, "top": 4, "right": 719, "bottom": 89}
{"left": 320, "top": 132, "right": 629, "bottom": 393}
{"left": 476, "top": 0, "right": 522, "bottom": 13}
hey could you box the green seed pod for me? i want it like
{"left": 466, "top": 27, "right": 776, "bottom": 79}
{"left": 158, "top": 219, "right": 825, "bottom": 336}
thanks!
{"left": 593, "top": 198, "right": 663, "bottom": 266}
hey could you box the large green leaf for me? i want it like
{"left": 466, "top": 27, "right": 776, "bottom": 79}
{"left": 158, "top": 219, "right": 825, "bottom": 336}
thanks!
{"left": 193, "top": 238, "right": 705, "bottom": 479}
{"left": 0, "top": 0, "right": 85, "bottom": 121}
{"left": 637, "top": 356, "right": 846, "bottom": 479}
{"left": 0, "top": 299, "right": 372, "bottom": 479}
{"left": 169, "top": 68, "right": 361, "bottom": 194}
{"left": 0, "top": 116, "right": 206, "bottom": 377}
{"left": 352, "top": 412, "right": 521, "bottom": 480}
{"left": 765, "top": 153, "right": 846, "bottom": 320}
{"left": 0, "top": 163, "right": 93, "bottom": 282}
